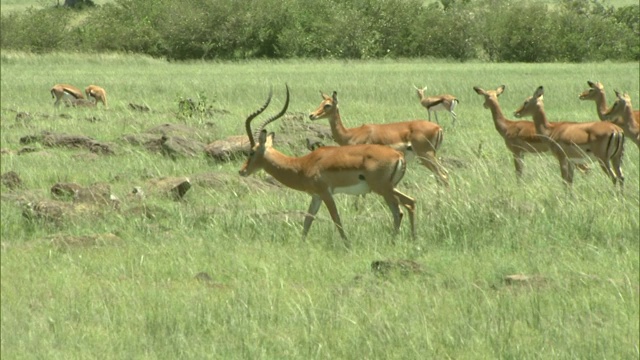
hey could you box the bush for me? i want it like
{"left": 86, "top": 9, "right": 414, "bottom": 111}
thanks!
{"left": 0, "top": 7, "right": 74, "bottom": 53}
{"left": 0, "top": 0, "right": 636, "bottom": 62}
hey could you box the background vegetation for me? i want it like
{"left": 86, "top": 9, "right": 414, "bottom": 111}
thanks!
{"left": 1, "top": 0, "right": 639, "bottom": 62}
{"left": 1, "top": 52, "right": 638, "bottom": 358}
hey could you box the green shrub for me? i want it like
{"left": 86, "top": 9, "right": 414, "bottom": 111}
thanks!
{"left": 0, "top": 7, "right": 74, "bottom": 53}
{"left": 0, "top": 0, "right": 637, "bottom": 62}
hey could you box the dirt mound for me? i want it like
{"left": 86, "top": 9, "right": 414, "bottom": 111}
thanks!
{"left": 19, "top": 131, "right": 116, "bottom": 155}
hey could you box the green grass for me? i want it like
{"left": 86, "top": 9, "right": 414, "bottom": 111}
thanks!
{"left": 1, "top": 51, "right": 639, "bottom": 359}
{"left": 2, "top": 0, "right": 637, "bottom": 13}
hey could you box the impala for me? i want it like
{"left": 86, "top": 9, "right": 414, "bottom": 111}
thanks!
{"left": 514, "top": 86, "right": 625, "bottom": 188}
{"left": 50, "top": 84, "right": 84, "bottom": 107}
{"left": 85, "top": 85, "right": 108, "bottom": 108}
{"left": 414, "top": 85, "right": 459, "bottom": 125}
{"left": 240, "top": 85, "right": 416, "bottom": 244}
{"left": 601, "top": 90, "right": 639, "bottom": 148}
{"left": 579, "top": 81, "right": 639, "bottom": 148}
{"left": 308, "top": 91, "right": 449, "bottom": 187}
{"left": 474, "top": 85, "right": 590, "bottom": 178}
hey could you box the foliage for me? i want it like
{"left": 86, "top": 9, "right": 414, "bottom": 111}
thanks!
{"left": 60, "top": 0, "right": 96, "bottom": 9}
{"left": 176, "top": 92, "right": 212, "bottom": 119}
{"left": 0, "top": 0, "right": 638, "bottom": 61}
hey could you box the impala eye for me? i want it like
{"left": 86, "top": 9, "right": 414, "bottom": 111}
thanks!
{"left": 323, "top": 104, "right": 331, "bottom": 109}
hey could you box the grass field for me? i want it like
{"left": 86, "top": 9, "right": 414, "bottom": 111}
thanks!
{"left": 1, "top": 51, "right": 639, "bottom": 359}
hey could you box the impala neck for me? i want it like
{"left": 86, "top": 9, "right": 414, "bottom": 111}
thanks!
{"left": 486, "top": 99, "right": 509, "bottom": 133}
{"left": 531, "top": 104, "right": 551, "bottom": 136}
{"left": 593, "top": 91, "right": 609, "bottom": 121}
{"left": 621, "top": 106, "right": 636, "bottom": 126}
{"left": 327, "top": 108, "right": 353, "bottom": 145}
{"left": 261, "top": 149, "right": 309, "bottom": 192}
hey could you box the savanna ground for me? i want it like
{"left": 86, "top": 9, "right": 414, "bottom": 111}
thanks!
{"left": 1, "top": 52, "right": 639, "bottom": 359}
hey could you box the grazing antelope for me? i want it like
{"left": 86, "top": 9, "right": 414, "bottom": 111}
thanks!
{"left": 601, "top": 90, "right": 639, "bottom": 148}
{"left": 514, "top": 86, "right": 625, "bottom": 188}
{"left": 85, "top": 85, "right": 108, "bottom": 108}
{"left": 240, "top": 85, "right": 416, "bottom": 244}
{"left": 579, "top": 81, "right": 639, "bottom": 148}
{"left": 50, "top": 84, "right": 84, "bottom": 107}
{"left": 474, "top": 85, "right": 590, "bottom": 179}
{"left": 415, "top": 85, "right": 459, "bottom": 125}
{"left": 309, "top": 91, "right": 449, "bottom": 187}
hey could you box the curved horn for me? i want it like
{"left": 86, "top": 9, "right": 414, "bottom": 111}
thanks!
{"left": 245, "top": 88, "right": 273, "bottom": 147}
{"left": 255, "top": 84, "right": 290, "bottom": 136}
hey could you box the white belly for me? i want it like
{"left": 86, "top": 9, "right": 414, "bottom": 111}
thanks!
{"left": 332, "top": 182, "right": 370, "bottom": 195}
{"left": 429, "top": 103, "right": 448, "bottom": 112}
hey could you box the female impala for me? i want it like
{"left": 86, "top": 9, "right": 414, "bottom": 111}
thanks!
{"left": 50, "top": 84, "right": 84, "bottom": 107}
{"left": 85, "top": 85, "right": 108, "bottom": 108}
{"left": 601, "top": 90, "right": 639, "bottom": 148}
{"left": 309, "top": 91, "right": 449, "bottom": 187}
{"left": 415, "top": 85, "right": 459, "bottom": 125}
{"left": 240, "top": 85, "right": 416, "bottom": 244}
{"left": 474, "top": 85, "right": 589, "bottom": 179}
{"left": 579, "top": 81, "right": 639, "bottom": 148}
{"left": 514, "top": 86, "right": 625, "bottom": 188}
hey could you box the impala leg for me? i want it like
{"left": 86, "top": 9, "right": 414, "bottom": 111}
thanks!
{"left": 434, "top": 112, "right": 440, "bottom": 124}
{"left": 596, "top": 158, "right": 618, "bottom": 185}
{"left": 383, "top": 195, "right": 403, "bottom": 235}
{"left": 611, "top": 148, "right": 625, "bottom": 191}
{"left": 417, "top": 152, "right": 449, "bottom": 187}
{"left": 320, "top": 192, "right": 348, "bottom": 243}
{"left": 450, "top": 110, "right": 458, "bottom": 126}
{"left": 559, "top": 158, "right": 574, "bottom": 186}
{"left": 513, "top": 152, "right": 524, "bottom": 180}
{"left": 393, "top": 189, "right": 416, "bottom": 239}
{"left": 302, "top": 195, "right": 323, "bottom": 239}
{"left": 610, "top": 135, "right": 625, "bottom": 190}
{"left": 427, "top": 110, "right": 433, "bottom": 123}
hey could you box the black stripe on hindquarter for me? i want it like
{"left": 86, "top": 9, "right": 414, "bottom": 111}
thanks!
{"left": 606, "top": 131, "right": 623, "bottom": 160}
{"left": 388, "top": 158, "right": 406, "bottom": 186}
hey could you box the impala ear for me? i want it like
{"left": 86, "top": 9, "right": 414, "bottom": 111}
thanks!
{"left": 614, "top": 89, "right": 622, "bottom": 98}
{"left": 332, "top": 91, "right": 338, "bottom": 105}
{"left": 472, "top": 86, "right": 485, "bottom": 95}
{"left": 258, "top": 129, "right": 268, "bottom": 145}
{"left": 534, "top": 86, "right": 544, "bottom": 99}
{"left": 497, "top": 85, "right": 506, "bottom": 95}
{"left": 266, "top": 132, "right": 275, "bottom": 147}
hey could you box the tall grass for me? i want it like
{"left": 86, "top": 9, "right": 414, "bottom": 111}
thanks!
{"left": 1, "top": 52, "right": 638, "bottom": 359}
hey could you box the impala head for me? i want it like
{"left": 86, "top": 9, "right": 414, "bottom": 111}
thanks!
{"left": 309, "top": 91, "right": 338, "bottom": 121}
{"left": 473, "top": 85, "right": 505, "bottom": 109}
{"left": 579, "top": 80, "right": 604, "bottom": 101}
{"left": 514, "top": 86, "right": 544, "bottom": 118}
{"left": 239, "top": 85, "right": 290, "bottom": 177}
{"left": 602, "top": 90, "right": 631, "bottom": 121}
{"left": 414, "top": 85, "right": 427, "bottom": 100}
